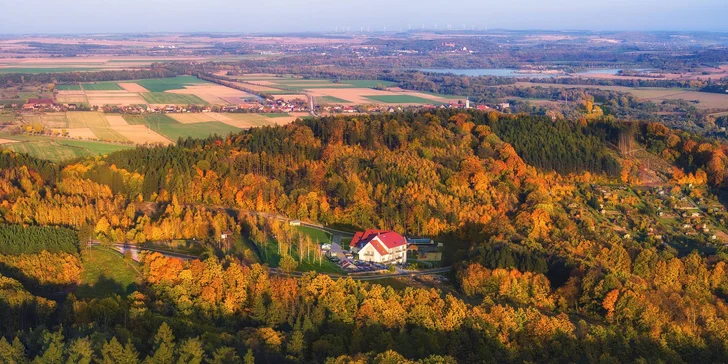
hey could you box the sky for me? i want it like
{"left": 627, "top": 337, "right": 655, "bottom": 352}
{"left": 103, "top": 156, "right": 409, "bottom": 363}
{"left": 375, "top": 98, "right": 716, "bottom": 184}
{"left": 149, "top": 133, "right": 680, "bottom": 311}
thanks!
{"left": 0, "top": 0, "right": 726, "bottom": 34}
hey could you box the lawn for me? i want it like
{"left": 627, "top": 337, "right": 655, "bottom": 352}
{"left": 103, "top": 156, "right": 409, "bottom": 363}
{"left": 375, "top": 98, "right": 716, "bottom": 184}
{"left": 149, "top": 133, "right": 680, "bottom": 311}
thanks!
{"left": 56, "top": 84, "right": 82, "bottom": 91}
{"left": 316, "top": 96, "right": 351, "bottom": 104}
{"left": 122, "top": 114, "right": 240, "bottom": 141}
{"left": 76, "top": 246, "right": 139, "bottom": 299}
{"left": 365, "top": 95, "right": 440, "bottom": 104}
{"left": 141, "top": 92, "right": 208, "bottom": 105}
{"left": 135, "top": 76, "right": 209, "bottom": 92}
{"left": 81, "top": 82, "right": 123, "bottom": 91}
{"left": 0, "top": 135, "right": 133, "bottom": 162}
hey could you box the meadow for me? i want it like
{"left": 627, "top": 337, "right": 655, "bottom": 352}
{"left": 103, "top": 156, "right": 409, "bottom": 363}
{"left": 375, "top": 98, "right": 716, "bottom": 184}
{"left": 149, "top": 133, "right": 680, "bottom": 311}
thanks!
{"left": 76, "top": 246, "right": 139, "bottom": 299}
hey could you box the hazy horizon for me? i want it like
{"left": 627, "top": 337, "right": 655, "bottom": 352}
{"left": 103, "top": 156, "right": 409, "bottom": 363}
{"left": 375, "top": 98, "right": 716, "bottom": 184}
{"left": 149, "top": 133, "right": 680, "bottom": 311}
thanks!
{"left": 1, "top": 0, "right": 727, "bottom": 34}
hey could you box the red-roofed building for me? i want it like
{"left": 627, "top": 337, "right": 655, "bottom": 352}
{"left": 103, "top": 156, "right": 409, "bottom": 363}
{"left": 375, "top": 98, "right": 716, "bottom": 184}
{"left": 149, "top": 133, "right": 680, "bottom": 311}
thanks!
{"left": 349, "top": 229, "right": 407, "bottom": 265}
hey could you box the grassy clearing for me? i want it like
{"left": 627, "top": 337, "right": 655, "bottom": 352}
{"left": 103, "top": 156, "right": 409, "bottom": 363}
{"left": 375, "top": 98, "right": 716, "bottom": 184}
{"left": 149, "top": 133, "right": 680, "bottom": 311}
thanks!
{"left": 141, "top": 92, "right": 208, "bottom": 105}
{"left": 263, "top": 113, "right": 293, "bottom": 118}
{"left": 81, "top": 82, "right": 123, "bottom": 91}
{"left": 365, "top": 95, "right": 440, "bottom": 104}
{"left": 316, "top": 96, "right": 351, "bottom": 104}
{"left": 56, "top": 84, "right": 82, "bottom": 91}
{"left": 123, "top": 114, "right": 240, "bottom": 140}
{"left": 135, "top": 76, "right": 209, "bottom": 92}
{"left": 76, "top": 246, "right": 139, "bottom": 299}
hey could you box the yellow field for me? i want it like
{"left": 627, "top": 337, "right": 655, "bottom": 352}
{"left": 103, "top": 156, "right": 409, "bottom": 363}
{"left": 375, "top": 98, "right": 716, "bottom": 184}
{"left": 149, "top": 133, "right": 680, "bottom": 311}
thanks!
{"left": 0, "top": 138, "right": 20, "bottom": 144}
{"left": 53, "top": 127, "right": 96, "bottom": 139}
{"left": 104, "top": 115, "right": 129, "bottom": 126}
{"left": 67, "top": 112, "right": 109, "bottom": 128}
{"left": 169, "top": 113, "right": 217, "bottom": 124}
{"left": 110, "top": 125, "right": 171, "bottom": 145}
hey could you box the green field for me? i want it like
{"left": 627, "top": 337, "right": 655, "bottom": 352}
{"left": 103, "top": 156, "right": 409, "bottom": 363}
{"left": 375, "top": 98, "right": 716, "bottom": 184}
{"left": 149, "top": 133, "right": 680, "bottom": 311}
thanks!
{"left": 316, "top": 96, "right": 351, "bottom": 104}
{"left": 141, "top": 92, "right": 208, "bottom": 105}
{"left": 365, "top": 95, "right": 440, "bottom": 104}
{"left": 81, "top": 82, "right": 123, "bottom": 91}
{"left": 56, "top": 84, "right": 82, "bottom": 91}
{"left": 122, "top": 114, "right": 240, "bottom": 141}
{"left": 76, "top": 246, "right": 139, "bottom": 299}
{"left": 263, "top": 113, "right": 293, "bottom": 118}
{"left": 0, "top": 136, "right": 133, "bottom": 162}
{"left": 224, "top": 113, "right": 277, "bottom": 127}
{"left": 65, "top": 111, "right": 128, "bottom": 141}
{"left": 135, "top": 76, "right": 209, "bottom": 92}
{"left": 341, "top": 80, "right": 396, "bottom": 88}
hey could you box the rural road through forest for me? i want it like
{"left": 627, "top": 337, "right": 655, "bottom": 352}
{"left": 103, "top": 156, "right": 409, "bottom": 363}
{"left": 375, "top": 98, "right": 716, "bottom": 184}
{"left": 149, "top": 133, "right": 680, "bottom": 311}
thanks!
{"left": 89, "top": 242, "right": 453, "bottom": 281}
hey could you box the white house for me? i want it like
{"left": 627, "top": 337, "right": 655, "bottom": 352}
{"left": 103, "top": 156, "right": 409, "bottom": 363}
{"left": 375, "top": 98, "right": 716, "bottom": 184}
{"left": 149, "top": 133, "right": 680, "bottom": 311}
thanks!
{"left": 349, "top": 230, "right": 407, "bottom": 265}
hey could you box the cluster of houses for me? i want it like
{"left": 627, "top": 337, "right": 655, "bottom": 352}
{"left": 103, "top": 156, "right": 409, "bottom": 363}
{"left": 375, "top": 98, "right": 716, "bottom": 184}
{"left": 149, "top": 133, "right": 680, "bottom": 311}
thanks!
{"left": 319, "top": 100, "right": 491, "bottom": 115}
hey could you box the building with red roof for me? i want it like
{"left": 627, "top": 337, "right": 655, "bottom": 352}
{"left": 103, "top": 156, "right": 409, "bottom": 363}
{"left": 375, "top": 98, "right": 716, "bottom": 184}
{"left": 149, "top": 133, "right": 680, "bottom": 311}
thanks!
{"left": 349, "top": 229, "right": 407, "bottom": 265}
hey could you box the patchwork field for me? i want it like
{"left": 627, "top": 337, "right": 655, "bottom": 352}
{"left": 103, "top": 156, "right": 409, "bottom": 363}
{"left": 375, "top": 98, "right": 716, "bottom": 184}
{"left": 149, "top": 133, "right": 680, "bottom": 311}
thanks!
{"left": 167, "top": 84, "right": 256, "bottom": 104}
{"left": 85, "top": 91, "right": 147, "bottom": 106}
{"left": 122, "top": 114, "right": 242, "bottom": 141}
